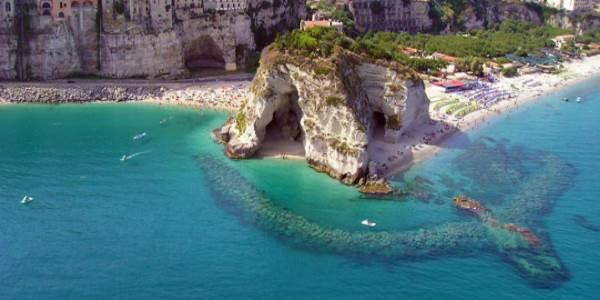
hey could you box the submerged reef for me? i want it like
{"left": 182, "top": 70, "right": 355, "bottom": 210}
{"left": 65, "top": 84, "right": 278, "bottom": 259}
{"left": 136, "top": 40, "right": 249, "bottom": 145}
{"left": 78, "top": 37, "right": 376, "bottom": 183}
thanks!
{"left": 198, "top": 137, "right": 575, "bottom": 288}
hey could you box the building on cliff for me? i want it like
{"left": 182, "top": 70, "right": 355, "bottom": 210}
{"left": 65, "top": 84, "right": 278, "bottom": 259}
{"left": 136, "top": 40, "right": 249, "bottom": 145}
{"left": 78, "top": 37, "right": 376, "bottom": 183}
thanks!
{"left": 1, "top": 0, "right": 15, "bottom": 19}
{"left": 348, "top": 0, "right": 431, "bottom": 33}
{"left": 204, "top": 0, "right": 247, "bottom": 11}
{"left": 0, "top": 0, "right": 307, "bottom": 80}
{"left": 541, "top": 0, "right": 595, "bottom": 11}
{"left": 47, "top": 0, "right": 97, "bottom": 19}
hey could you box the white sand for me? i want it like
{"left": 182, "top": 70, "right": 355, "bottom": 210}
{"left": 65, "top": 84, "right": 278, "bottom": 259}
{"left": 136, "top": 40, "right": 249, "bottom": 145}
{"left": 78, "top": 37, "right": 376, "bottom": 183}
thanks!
{"left": 142, "top": 81, "right": 250, "bottom": 112}
{"left": 382, "top": 55, "right": 600, "bottom": 176}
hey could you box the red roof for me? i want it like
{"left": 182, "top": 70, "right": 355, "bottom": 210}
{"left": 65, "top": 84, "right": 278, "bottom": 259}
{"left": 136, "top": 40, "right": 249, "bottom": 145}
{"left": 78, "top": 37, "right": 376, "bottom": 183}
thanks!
{"left": 432, "top": 80, "right": 465, "bottom": 88}
{"left": 402, "top": 47, "right": 419, "bottom": 56}
{"left": 432, "top": 52, "right": 458, "bottom": 63}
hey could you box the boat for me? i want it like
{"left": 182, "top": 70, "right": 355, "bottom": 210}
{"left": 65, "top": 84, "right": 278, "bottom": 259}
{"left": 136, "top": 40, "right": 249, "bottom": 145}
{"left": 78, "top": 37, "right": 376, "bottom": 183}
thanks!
{"left": 21, "top": 196, "right": 34, "bottom": 204}
{"left": 361, "top": 219, "right": 377, "bottom": 227}
{"left": 133, "top": 132, "right": 147, "bottom": 140}
{"left": 562, "top": 97, "right": 569, "bottom": 102}
{"left": 576, "top": 97, "right": 582, "bottom": 103}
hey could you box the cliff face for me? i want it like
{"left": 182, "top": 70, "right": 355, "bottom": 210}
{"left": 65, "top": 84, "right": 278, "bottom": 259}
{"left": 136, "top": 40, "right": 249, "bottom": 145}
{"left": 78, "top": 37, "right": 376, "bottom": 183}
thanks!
{"left": 458, "top": 1, "right": 543, "bottom": 31}
{"left": 546, "top": 12, "right": 600, "bottom": 35}
{"left": 247, "top": 0, "right": 308, "bottom": 48}
{"left": 217, "top": 48, "right": 430, "bottom": 184}
{"left": 349, "top": 0, "right": 545, "bottom": 33}
{"left": 0, "top": 1, "right": 306, "bottom": 81}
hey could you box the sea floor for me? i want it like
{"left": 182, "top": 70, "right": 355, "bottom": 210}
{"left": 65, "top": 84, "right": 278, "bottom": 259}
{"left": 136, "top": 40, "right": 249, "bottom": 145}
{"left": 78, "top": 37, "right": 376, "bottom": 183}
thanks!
{"left": 1, "top": 76, "right": 600, "bottom": 299}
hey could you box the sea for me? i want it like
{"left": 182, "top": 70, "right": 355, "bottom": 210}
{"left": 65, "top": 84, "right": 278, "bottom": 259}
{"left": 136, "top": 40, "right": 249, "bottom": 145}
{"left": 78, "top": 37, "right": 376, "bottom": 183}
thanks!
{"left": 0, "top": 77, "right": 599, "bottom": 299}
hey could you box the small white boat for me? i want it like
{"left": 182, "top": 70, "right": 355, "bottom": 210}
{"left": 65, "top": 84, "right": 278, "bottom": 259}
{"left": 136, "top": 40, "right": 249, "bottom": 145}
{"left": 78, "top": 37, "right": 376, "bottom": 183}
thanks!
{"left": 361, "top": 219, "right": 377, "bottom": 227}
{"left": 576, "top": 97, "right": 582, "bottom": 103}
{"left": 21, "top": 196, "right": 34, "bottom": 204}
{"left": 159, "top": 119, "right": 168, "bottom": 125}
{"left": 133, "top": 132, "right": 147, "bottom": 140}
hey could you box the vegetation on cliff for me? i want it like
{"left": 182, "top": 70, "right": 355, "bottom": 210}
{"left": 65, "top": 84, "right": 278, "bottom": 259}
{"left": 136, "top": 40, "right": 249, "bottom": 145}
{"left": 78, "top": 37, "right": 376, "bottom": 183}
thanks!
{"left": 385, "top": 20, "right": 572, "bottom": 58}
{"left": 273, "top": 27, "right": 448, "bottom": 73}
{"left": 273, "top": 19, "right": 573, "bottom": 76}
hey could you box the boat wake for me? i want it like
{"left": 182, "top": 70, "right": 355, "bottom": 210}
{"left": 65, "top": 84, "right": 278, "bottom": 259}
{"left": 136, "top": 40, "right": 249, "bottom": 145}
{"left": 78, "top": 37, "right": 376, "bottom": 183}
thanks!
{"left": 120, "top": 150, "right": 152, "bottom": 162}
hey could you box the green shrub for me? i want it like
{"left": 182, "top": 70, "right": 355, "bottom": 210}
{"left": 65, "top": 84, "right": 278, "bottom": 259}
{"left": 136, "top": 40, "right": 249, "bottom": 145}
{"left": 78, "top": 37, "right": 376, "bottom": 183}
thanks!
{"left": 314, "top": 65, "right": 332, "bottom": 76}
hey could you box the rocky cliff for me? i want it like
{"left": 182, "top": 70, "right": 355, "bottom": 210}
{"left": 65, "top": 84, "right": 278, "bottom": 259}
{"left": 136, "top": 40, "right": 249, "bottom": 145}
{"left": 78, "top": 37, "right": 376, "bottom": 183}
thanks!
{"left": 457, "top": 0, "right": 543, "bottom": 31}
{"left": 216, "top": 47, "right": 430, "bottom": 185}
{"left": 0, "top": 1, "right": 306, "bottom": 81}
{"left": 546, "top": 11, "right": 600, "bottom": 35}
{"left": 348, "top": 0, "right": 571, "bottom": 34}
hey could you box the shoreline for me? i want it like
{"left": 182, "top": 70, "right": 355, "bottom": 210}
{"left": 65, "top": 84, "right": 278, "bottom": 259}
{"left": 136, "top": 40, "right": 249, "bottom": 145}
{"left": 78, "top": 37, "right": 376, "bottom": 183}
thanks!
{"left": 383, "top": 55, "right": 600, "bottom": 177}
{"left": 0, "top": 78, "right": 251, "bottom": 113}
{"left": 2, "top": 56, "right": 600, "bottom": 177}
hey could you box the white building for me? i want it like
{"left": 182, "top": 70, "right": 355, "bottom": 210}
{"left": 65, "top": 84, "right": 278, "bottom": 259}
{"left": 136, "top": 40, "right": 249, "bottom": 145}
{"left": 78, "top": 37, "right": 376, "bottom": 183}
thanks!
{"left": 204, "top": 0, "right": 246, "bottom": 11}
{"left": 545, "top": 0, "right": 594, "bottom": 11}
{"left": 0, "top": 0, "right": 15, "bottom": 19}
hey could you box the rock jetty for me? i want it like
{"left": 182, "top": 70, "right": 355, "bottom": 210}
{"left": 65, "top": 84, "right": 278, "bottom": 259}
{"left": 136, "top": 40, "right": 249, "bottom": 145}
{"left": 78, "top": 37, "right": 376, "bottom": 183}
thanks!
{"left": 0, "top": 83, "right": 247, "bottom": 111}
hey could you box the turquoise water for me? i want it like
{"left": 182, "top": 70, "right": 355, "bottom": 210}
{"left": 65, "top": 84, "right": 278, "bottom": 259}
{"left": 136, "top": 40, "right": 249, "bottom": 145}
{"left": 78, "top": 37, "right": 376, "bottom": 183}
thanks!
{"left": 0, "top": 77, "right": 599, "bottom": 299}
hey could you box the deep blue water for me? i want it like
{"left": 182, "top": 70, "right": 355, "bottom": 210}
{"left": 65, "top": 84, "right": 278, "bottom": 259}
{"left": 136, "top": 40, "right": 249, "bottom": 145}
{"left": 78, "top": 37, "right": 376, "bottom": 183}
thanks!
{"left": 0, "top": 77, "right": 599, "bottom": 299}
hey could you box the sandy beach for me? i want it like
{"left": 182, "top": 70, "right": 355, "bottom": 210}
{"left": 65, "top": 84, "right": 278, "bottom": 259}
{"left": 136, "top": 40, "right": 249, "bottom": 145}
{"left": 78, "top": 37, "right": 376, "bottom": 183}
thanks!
{"left": 141, "top": 81, "right": 250, "bottom": 112}
{"left": 381, "top": 55, "right": 600, "bottom": 176}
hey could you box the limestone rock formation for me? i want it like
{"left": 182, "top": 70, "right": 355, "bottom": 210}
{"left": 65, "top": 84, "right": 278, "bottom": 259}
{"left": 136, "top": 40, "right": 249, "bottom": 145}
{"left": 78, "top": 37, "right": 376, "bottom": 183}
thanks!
{"left": 217, "top": 47, "right": 430, "bottom": 185}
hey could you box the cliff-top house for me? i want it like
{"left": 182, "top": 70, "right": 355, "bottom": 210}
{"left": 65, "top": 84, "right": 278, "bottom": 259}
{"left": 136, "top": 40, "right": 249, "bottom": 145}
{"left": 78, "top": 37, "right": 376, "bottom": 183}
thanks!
{"left": 348, "top": 0, "right": 431, "bottom": 33}
{"left": 38, "top": 0, "right": 97, "bottom": 19}
{"left": 543, "top": 0, "right": 595, "bottom": 11}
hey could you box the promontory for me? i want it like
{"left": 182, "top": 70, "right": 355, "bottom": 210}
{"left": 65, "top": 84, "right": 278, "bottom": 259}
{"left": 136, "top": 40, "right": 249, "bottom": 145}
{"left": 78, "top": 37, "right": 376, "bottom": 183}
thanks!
{"left": 215, "top": 28, "right": 433, "bottom": 192}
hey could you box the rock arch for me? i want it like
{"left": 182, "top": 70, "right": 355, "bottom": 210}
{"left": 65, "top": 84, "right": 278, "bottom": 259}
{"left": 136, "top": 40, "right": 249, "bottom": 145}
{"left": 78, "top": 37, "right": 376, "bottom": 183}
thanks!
{"left": 217, "top": 49, "right": 431, "bottom": 184}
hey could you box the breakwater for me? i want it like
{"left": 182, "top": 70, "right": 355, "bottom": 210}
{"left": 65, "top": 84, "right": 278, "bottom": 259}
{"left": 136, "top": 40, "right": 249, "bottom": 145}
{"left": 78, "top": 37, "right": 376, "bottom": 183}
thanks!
{"left": 0, "top": 83, "right": 247, "bottom": 111}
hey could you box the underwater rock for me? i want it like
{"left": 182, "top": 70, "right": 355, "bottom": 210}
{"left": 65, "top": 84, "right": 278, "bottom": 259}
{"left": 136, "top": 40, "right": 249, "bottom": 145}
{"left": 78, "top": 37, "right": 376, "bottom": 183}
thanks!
{"left": 359, "top": 179, "right": 393, "bottom": 196}
{"left": 454, "top": 195, "right": 541, "bottom": 247}
{"left": 573, "top": 215, "right": 600, "bottom": 232}
{"left": 454, "top": 195, "right": 489, "bottom": 216}
{"left": 200, "top": 134, "right": 576, "bottom": 289}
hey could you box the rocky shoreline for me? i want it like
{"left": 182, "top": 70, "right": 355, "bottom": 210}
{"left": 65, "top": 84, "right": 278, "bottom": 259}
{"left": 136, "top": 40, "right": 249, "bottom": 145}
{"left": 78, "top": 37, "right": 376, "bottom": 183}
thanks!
{"left": 0, "top": 82, "right": 249, "bottom": 112}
